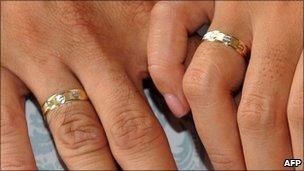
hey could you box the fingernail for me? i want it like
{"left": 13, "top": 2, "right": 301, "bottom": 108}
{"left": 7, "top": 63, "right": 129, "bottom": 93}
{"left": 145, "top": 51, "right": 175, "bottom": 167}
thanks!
{"left": 164, "top": 94, "right": 188, "bottom": 117}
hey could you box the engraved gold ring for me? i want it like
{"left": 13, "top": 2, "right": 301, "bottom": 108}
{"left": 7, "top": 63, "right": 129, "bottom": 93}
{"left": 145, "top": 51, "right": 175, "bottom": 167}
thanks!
{"left": 202, "top": 30, "right": 250, "bottom": 57}
{"left": 42, "top": 89, "right": 88, "bottom": 115}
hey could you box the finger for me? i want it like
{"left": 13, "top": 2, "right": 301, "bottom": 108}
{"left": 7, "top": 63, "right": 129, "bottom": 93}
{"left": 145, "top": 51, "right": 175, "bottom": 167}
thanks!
{"left": 12, "top": 63, "right": 116, "bottom": 170}
{"left": 1, "top": 67, "right": 36, "bottom": 170}
{"left": 237, "top": 10, "right": 303, "bottom": 169}
{"left": 68, "top": 53, "right": 176, "bottom": 169}
{"left": 287, "top": 52, "right": 303, "bottom": 170}
{"left": 148, "top": 1, "right": 214, "bottom": 117}
{"left": 183, "top": 2, "right": 252, "bottom": 169}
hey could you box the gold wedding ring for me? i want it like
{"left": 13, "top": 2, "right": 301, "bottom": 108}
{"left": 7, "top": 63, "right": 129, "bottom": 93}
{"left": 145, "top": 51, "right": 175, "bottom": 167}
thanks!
{"left": 202, "top": 30, "right": 250, "bottom": 57}
{"left": 42, "top": 89, "right": 88, "bottom": 115}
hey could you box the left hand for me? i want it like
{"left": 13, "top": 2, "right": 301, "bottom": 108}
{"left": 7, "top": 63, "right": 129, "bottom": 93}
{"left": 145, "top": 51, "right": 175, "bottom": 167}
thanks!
{"left": 1, "top": 1, "right": 204, "bottom": 169}
{"left": 148, "top": 1, "right": 303, "bottom": 170}
{"left": 1, "top": 2, "right": 174, "bottom": 170}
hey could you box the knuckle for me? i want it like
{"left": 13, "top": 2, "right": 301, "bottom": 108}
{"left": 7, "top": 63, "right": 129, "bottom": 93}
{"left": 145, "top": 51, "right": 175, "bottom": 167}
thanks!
{"left": 119, "top": 1, "right": 154, "bottom": 24}
{"left": 151, "top": 2, "right": 174, "bottom": 19}
{"left": 2, "top": 3, "right": 48, "bottom": 45}
{"left": 109, "top": 109, "right": 162, "bottom": 153}
{"left": 183, "top": 67, "right": 211, "bottom": 95}
{"left": 151, "top": 1, "right": 187, "bottom": 21}
{"left": 100, "top": 74, "right": 139, "bottom": 110}
{"left": 2, "top": 4, "right": 60, "bottom": 66}
{"left": 183, "top": 64, "right": 221, "bottom": 99}
{"left": 237, "top": 91, "right": 278, "bottom": 132}
{"left": 53, "top": 2, "right": 98, "bottom": 48}
{"left": 56, "top": 2, "right": 92, "bottom": 32}
{"left": 151, "top": 1, "right": 189, "bottom": 24}
{"left": 207, "top": 149, "right": 236, "bottom": 169}
{"left": 48, "top": 103, "right": 107, "bottom": 157}
{"left": 120, "top": 1, "right": 153, "bottom": 13}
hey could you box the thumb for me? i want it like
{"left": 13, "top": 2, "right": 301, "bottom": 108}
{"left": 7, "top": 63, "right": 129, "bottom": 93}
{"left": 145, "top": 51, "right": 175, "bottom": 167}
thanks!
{"left": 148, "top": 1, "right": 214, "bottom": 117}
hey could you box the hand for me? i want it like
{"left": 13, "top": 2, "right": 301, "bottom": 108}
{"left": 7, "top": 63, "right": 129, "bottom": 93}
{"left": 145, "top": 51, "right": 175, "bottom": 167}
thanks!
{"left": 1, "top": 1, "right": 178, "bottom": 170}
{"left": 148, "top": 1, "right": 303, "bottom": 170}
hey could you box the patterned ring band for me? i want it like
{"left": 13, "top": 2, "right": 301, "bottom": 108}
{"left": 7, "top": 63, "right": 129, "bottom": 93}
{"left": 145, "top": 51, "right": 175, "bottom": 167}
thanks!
{"left": 42, "top": 89, "right": 88, "bottom": 115}
{"left": 202, "top": 30, "right": 250, "bottom": 57}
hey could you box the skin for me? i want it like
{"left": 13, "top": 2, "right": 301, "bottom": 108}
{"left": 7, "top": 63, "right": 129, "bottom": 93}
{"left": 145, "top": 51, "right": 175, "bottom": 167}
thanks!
{"left": 1, "top": 1, "right": 181, "bottom": 170}
{"left": 2, "top": 1, "right": 302, "bottom": 170}
{"left": 148, "top": 1, "right": 303, "bottom": 170}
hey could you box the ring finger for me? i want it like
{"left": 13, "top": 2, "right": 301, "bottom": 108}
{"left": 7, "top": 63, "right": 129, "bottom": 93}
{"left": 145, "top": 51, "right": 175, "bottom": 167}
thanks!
{"left": 183, "top": 2, "right": 252, "bottom": 169}
{"left": 13, "top": 62, "right": 116, "bottom": 170}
